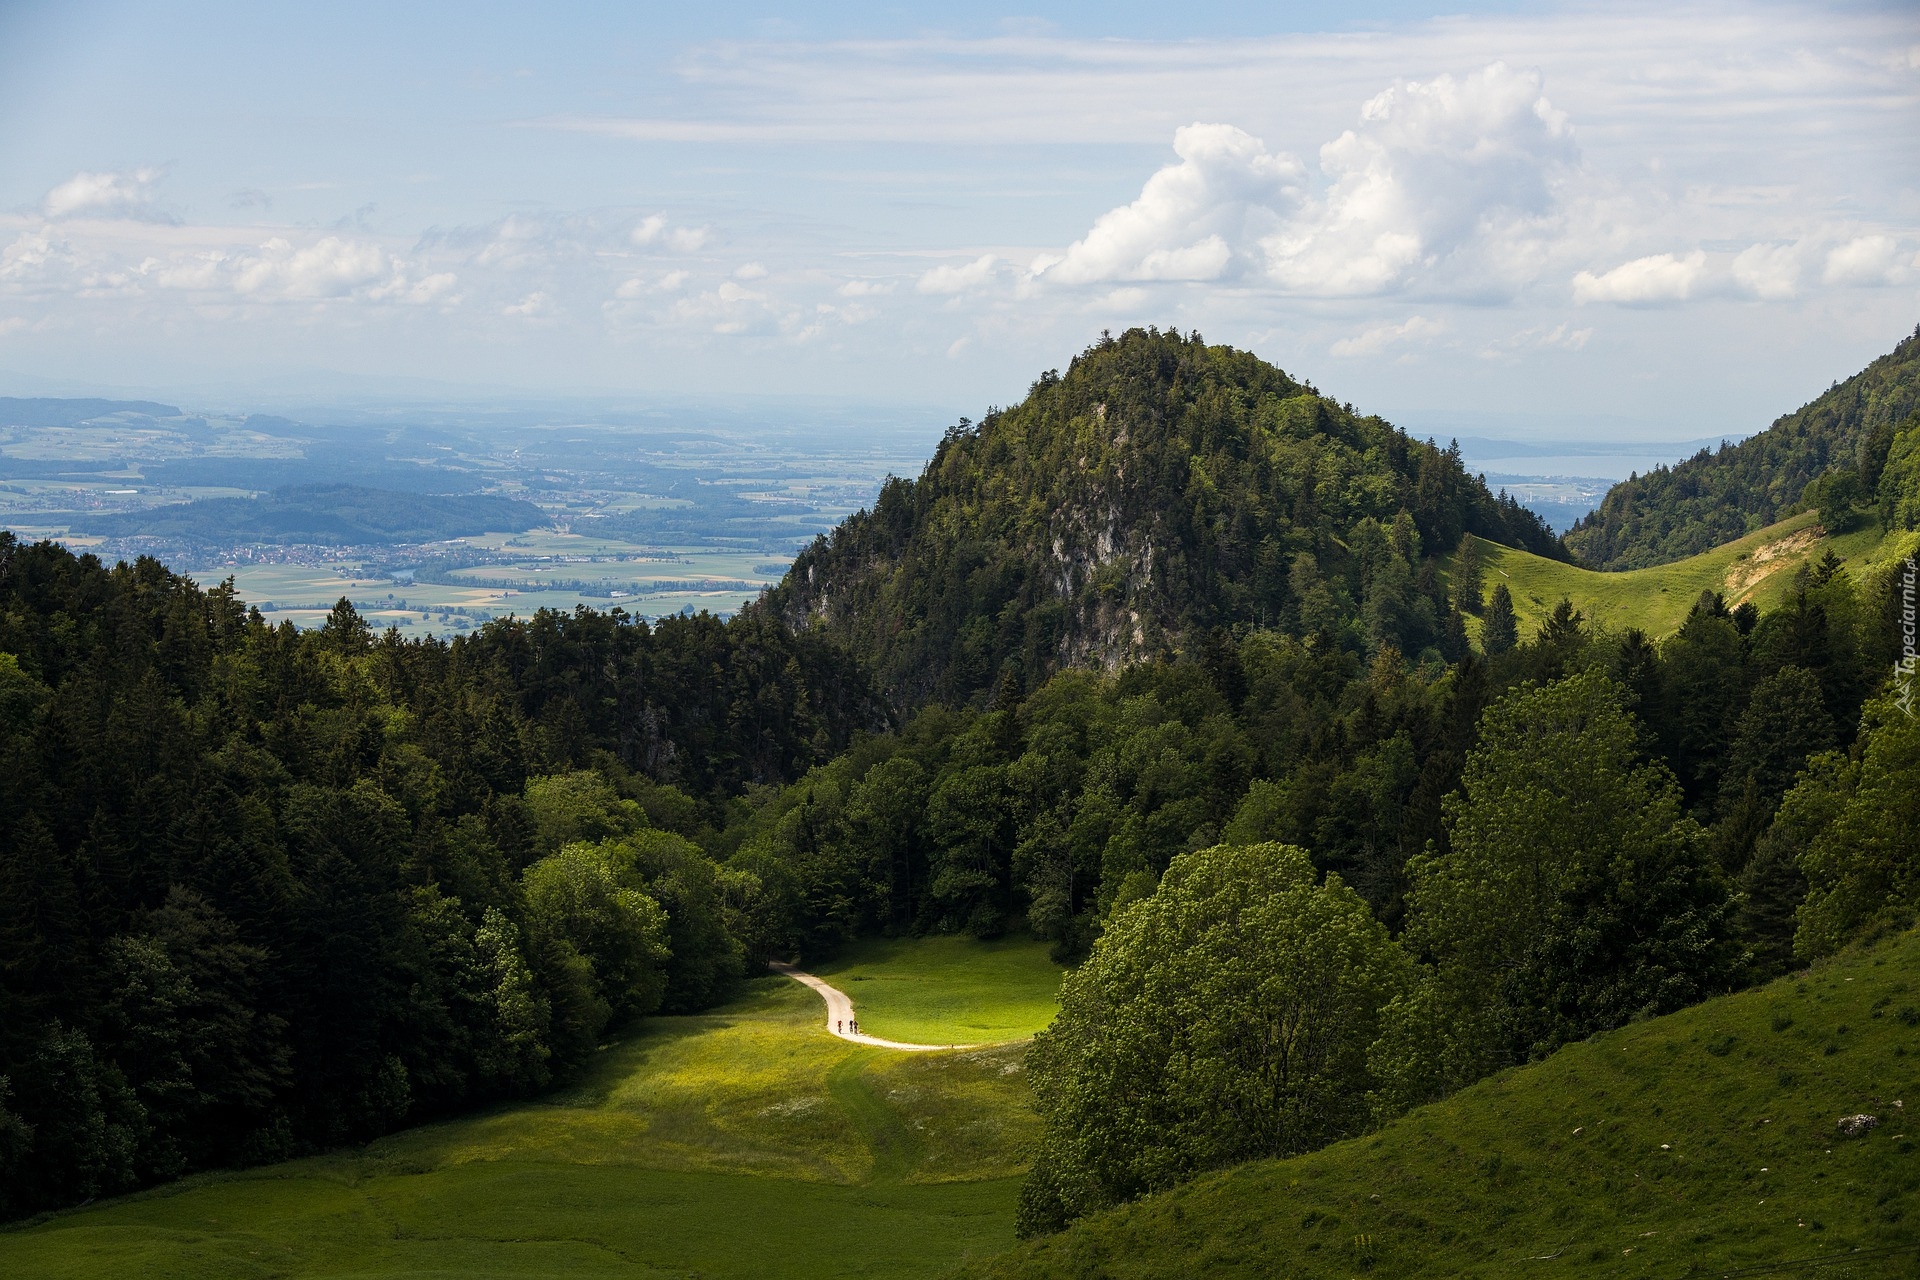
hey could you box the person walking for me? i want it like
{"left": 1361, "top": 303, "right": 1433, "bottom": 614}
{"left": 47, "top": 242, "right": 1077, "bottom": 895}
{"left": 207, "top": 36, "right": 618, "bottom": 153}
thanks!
{"left": 837, "top": 1019, "right": 843, "bottom": 1034}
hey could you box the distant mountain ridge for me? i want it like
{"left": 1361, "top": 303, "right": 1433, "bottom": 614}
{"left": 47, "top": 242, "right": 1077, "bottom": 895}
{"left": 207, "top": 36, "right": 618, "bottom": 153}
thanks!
{"left": 1565, "top": 324, "right": 1920, "bottom": 570}
{"left": 762, "top": 328, "right": 1560, "bottom": 706}
{"left": 0, "top": 396, "right": 185, "bottom": 427}
{"left": 73, "top": 483, "right": 547, "bottom": 545}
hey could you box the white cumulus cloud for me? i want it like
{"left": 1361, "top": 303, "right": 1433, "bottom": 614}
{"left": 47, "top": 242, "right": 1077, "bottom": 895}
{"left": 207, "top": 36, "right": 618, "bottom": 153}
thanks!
{"left": 43, "top": 168, "right": 164, "bottom": 219}
{"left": 1733, "top": 242, "right": 1805, "bottom": 300}
{"left": 503, "top": 290, "right": 556, "bottom": 318}
{"left": 233, "top": 236, "right": 392, "bottom": 299}
{"left": 371, "top": 271, "right": 458, "bottom": 305}
{"left": 0, "top": 230, "right": 70, "bottom": 286}
{"left": 1822, "top": 235, "right": 1903, "bottom": 286}
{"left": 1032, "top": 123, "right": 1303, "bottom": 284}
{"left": 1478, "top": 320, "right": 1593, "bottom": 359}
{"left": 1033, "top": 64, "right": 1577, "bottom": 299}
{"left": 1572, "top": 251, "right": 1706, "bottom": 305}
{"left": 632, "top": 214, "right": 711, "bottom": 253}
{"left": 1265, "top": 63, "right": 1574, "bottom": 296}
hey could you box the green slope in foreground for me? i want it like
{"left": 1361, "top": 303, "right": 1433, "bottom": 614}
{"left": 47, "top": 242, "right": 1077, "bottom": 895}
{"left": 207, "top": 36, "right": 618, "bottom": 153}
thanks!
{"left": 1472, "top": 513, "right": 1919, "bottom": 641}
{"left": 962, "top": 928, "right": 1920, "bottom": 1280}
{"left": 0, "top": 937, "right": 1063, "bottom": 1279}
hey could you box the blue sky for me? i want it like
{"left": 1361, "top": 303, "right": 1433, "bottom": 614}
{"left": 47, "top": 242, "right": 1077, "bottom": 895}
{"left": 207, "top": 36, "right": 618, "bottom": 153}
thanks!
{"left": 1, "top": 0, "right": 1916, "bottom": 443}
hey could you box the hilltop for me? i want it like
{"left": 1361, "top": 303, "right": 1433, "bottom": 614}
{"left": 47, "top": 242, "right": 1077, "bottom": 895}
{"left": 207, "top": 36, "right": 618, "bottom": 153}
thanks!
{"left": 762, "top": 328, "right": 1558, "bottom": 706}
{"left": 0, "top": 396, "right": 185, "bottom": 426}
{"left": 962, "top": 928, "right": 1920, "bottom": 1280}
{"left": 1566, "top": 325, "right": 1920, "bottom": 570}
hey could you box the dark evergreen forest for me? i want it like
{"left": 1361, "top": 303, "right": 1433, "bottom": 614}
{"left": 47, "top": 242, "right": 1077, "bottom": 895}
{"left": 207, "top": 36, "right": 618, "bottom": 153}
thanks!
{"left": 0, "top": 538, "right": 880, "bottom": 1217}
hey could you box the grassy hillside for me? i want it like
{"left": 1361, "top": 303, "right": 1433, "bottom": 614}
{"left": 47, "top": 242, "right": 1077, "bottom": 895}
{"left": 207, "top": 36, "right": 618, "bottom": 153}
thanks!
{"left": 963, "top": 927, "right": 1920, "bottom": 1279}
{"left": 1469, "top": 512, "right": 1920, "bottom": 641}
{"left": 0, "top": 937, "right": 1061, "bottom": 1279}
{"left": 813, "top": 934, "right": 1067, "bottom": 1044}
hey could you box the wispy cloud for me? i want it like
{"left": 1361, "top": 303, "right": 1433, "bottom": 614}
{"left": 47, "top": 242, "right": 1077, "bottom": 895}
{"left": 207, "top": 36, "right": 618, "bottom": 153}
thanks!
{"left": 1331, "top": 315, "right": 1445, "bottom": 358}
{"left": 527, "top": 7, "right": 1918, "bottom": 163}
{"left": 917, "top": 254, "right": 1000, "bottom": 294}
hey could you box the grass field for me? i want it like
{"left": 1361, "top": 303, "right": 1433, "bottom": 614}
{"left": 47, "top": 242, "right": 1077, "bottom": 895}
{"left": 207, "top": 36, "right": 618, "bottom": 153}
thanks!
{"left": 1471, "top": 514, "right": 1920, "bottom": 641}
{"left": 0, "top": 939, "right": 1052, "bottom": 1279}
{"left": 811, "top": 935, "right": 1068, "bottom": 1045}
{"left": 964, "top": 927, "right": 1920, "bottom": 1280}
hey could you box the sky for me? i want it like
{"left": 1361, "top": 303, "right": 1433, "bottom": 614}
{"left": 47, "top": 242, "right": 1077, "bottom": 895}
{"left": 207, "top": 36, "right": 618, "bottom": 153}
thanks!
{"left": 0, "top": 0, "right": 1916, "bottom": 443}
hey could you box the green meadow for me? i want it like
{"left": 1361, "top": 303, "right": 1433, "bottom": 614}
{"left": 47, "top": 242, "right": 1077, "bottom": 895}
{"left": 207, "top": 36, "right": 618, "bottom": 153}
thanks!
{"left": 1470, "top": 513, "right": 1920, "bottom": 641}
{"left": 0, "top": 938, "right": 1062, "bottom": 1279}
{"left": 812, "top": 934, "right": 1068, "bottom": 1045}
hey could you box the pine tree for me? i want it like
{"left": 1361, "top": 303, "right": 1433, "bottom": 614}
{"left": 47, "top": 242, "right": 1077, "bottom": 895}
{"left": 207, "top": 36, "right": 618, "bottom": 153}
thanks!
{"left": 1481, "top": 583, "right": 1518, "bottom": 655}
{"left": 1455, "top": 534, "right": 1484, "bottom": 613}
{"left": 1718, "top": 665, "right": 1834, "bottom": 818}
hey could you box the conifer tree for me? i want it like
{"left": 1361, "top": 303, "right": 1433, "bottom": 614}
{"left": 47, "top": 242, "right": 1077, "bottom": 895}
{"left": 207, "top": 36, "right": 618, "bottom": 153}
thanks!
{"left": 1455, "top": 534, "right": 1484, "bottom": 613}
{"left": 1481, "top": 583, "right": 1518, "bottom": 655}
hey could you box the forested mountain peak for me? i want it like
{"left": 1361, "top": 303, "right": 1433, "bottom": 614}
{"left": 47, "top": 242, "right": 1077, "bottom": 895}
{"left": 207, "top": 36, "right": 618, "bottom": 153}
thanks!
{"left": 763, "top": 328, "right": 1559, "bottom": 707}
{"left": 1565, "top": 323, "right": 1920, "bottom": 570}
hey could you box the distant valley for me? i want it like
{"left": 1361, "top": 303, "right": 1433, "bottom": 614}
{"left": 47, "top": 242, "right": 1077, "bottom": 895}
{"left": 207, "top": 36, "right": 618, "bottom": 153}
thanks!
{"left": 0, "top": 395, "right": 936, "bottom": 636}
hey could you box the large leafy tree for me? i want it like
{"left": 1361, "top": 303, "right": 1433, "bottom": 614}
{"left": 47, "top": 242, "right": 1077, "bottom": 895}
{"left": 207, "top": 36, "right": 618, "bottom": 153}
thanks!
{"left": 1019, "top": 841, "right": 1407, "bottom": 1236}
{"left": 1373, "top": 671, "right": 1740, "bottom": 1112}
{"left": 521, "top": 844, "right": 670, "bottom": 1024}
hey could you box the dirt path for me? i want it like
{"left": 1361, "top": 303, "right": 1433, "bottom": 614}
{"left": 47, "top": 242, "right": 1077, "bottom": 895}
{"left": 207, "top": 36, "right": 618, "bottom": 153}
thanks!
{"left": 769, "top": 962, "right": 982, "bottom": 1052}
